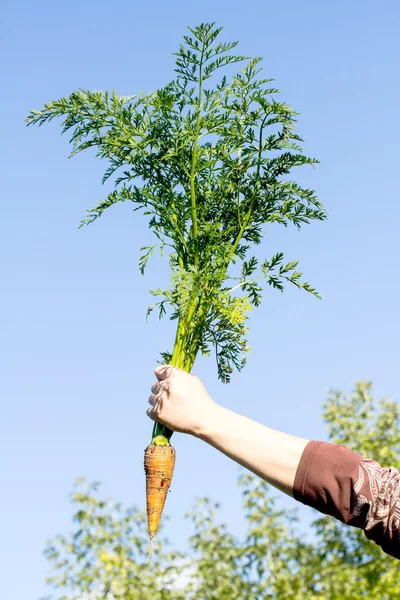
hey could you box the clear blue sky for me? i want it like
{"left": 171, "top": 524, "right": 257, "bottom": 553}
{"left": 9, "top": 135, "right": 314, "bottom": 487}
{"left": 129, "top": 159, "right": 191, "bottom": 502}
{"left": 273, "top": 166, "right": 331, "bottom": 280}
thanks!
{"left": 2, "top": 1, "right": 400, "bottom": 598}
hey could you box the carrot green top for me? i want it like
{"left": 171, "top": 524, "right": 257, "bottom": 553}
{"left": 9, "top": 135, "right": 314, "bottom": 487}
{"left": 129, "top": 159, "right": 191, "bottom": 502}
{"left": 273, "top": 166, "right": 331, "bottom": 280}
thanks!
{"left": 26, "top": 22, "right": 326, "bottom": 439}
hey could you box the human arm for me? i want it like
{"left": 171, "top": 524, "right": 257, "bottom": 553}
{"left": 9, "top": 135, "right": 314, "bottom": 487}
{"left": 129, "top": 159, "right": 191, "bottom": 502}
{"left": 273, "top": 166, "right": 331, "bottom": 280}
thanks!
{"left": 147, "top": 365, "right": 309, "bottom": 496}
{"left": 147, "top": 366, "right": 400, "bottom": 559}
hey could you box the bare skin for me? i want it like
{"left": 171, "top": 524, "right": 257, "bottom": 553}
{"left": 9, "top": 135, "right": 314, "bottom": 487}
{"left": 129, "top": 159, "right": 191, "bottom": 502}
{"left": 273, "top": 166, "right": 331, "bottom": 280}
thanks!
{"left": 147, "top": 365, "right": 309, "bottom": 497}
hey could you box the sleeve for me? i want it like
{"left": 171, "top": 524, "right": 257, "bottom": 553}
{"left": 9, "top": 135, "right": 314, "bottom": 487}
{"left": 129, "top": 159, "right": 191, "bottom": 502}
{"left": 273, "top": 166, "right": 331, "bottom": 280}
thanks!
{"left": 293, "top": 440, "right": 400, "bottom": 559}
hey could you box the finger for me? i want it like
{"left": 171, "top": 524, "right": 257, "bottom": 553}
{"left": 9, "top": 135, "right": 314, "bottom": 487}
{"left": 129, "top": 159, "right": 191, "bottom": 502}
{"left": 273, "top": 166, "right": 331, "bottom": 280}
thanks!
{"left": 151, "top": 381, "right": 163, "bottom": 394}
{"left": 148, "top": 393, "right": 164, "bottom": 406}
{"left": 147, "top": 407, "right": 156, "bottom": 421}
{"left": 147, "top": 404, "right": 164, "bottom": 421}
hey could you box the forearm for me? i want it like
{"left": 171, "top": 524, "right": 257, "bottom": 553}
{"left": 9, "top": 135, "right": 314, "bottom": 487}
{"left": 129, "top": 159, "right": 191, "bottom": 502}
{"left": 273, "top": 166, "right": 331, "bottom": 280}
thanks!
{"left": 195, "top": 405, "right": 309, "bottom": 496}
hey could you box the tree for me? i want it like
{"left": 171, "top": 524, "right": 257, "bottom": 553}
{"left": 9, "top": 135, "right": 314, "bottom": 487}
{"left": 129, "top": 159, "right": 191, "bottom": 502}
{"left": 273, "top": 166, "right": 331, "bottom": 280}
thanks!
{"left": 41, "top": 381, "right": 400, "bottom": 600}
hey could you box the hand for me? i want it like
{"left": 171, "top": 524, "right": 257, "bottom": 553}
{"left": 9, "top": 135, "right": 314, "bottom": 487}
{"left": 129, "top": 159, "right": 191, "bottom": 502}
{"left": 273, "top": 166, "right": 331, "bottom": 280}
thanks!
{"left": 147, "top": 365, "right": 219, "bottom": 436}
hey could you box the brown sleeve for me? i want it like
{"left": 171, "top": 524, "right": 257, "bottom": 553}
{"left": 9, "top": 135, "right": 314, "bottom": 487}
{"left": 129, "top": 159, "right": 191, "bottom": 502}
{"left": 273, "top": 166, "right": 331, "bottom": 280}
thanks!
{"left": 293, "top": 440, "right": 400, "bottom": 559}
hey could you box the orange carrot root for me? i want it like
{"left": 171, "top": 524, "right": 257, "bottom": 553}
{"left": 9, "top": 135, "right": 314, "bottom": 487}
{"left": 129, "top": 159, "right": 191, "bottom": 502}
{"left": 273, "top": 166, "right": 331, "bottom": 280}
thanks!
{"left": 144, "top": 444, "right": 176, "bottom": 560}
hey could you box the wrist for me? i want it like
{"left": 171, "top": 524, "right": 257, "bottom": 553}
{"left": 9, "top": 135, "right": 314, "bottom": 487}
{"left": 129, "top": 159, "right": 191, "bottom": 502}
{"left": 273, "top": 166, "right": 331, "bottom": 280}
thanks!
{"left": 193, "top": 403, "right": 229, "bottom": 440}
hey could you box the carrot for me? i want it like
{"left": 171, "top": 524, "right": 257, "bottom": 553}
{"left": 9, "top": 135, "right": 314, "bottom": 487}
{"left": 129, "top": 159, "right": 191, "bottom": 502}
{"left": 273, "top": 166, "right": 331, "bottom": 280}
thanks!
{"left": 28, "top": 22, "right": 325, "bottom": 566}
{"left": 144, "top": 442, "right": 176, "bottom": 561}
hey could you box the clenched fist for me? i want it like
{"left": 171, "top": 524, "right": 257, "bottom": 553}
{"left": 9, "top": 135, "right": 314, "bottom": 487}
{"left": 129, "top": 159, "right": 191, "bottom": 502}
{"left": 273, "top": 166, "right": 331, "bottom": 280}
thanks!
{"left": 147, "top": 366, "right": 219, "bottom": 436}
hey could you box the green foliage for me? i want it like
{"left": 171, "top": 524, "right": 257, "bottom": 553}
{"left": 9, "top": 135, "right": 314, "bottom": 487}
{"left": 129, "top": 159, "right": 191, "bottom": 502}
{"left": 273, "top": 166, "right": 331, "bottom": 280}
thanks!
{"left": 27, "top": 22, "right": 325, "bottom": 389}
{"left": 42, "top": 382, "right": 400, "bottom": 600}
{"left": 41, "top": 478, "right": 186, "bottom": 600}
{"left": 323, "top": 380, "right": 400, "bottom": 466}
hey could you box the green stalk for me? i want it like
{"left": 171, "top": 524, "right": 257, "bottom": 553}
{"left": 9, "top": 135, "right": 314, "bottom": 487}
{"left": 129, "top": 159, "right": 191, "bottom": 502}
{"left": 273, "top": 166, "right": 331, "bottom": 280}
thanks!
{"left": 189, "top": 46, "right": 204, "bottom": 269}
{"left": 151, "top": 292, "right": 202, "bottom": 446}
{"left": 229, "top": 116, "right": 268, "bottom": 261}
{"left": 151, "top": 49, "right": 207, "bottom": 446}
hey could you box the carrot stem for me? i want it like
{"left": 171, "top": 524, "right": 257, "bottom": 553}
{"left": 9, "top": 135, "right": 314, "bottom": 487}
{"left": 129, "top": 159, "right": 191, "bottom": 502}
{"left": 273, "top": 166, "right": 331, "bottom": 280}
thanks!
{"left": 151, "top": 422, "right": 173, "bottom": 445}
